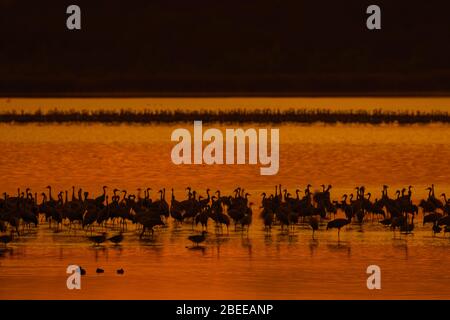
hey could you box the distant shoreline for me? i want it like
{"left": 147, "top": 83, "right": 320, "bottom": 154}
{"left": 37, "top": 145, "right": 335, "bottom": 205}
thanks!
{"left": 2, "top": 92, "right": 450, "bottom": 98}
{"left": 2, "top": 108, "right": 450, "bottom": 124}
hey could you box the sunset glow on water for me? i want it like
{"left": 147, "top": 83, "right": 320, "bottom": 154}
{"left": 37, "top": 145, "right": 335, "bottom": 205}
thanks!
{"left": 1, "top": 98, "right": 450, "bottom": 299}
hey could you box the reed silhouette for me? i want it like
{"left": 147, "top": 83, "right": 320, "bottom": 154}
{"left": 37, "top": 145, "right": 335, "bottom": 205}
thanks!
{"left": 2, "top": 108, "right": 450, "bottom": 124}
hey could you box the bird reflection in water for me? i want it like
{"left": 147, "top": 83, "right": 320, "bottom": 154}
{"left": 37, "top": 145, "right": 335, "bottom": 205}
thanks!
{"left": 309, "top": 239, "right": 319, "bottom": 257}
{"left": 241, "top": 237, "right": 252, "bottom": 256}
{"left": 89, "top": 246, "right": 108, "bottom": 262}
{"left": 187, "top": 246, "right": 206, "bottom": 255}
{"left": 327, "top": 242, "right": 352, "bottom": 258}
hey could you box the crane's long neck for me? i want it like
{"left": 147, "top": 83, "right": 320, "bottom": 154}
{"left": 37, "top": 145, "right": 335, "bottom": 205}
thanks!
{"left": 306, "top": 185, "right": 311, "bottom": 196}
{"left": 382, "top": 187, "right": 388, "bottom": 199}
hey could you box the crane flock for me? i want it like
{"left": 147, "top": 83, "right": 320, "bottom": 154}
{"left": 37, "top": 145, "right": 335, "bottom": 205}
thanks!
{"left": 1, "top": 184, "right": 450, "bottom": 247}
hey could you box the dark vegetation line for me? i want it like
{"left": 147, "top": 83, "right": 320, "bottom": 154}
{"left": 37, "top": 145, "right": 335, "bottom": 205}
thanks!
{"left": 1, "top": 109, "right": 450, "bottom": 124}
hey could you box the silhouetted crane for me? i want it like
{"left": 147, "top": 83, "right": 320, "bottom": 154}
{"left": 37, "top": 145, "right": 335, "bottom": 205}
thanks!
{"left": 327, "top": 218, "right": 351, "bottom": 241}
{"left": 108, "top": 232, "right": 123, "bottom": 245}
{"left": 309, "top": 216, "right": 319, "bottom": 239}
{"left": 0, "top": 232, "right": 13, "bottom": 247}
{"left": 87, "top": 232, "right": 107, "bottom": 246}
{"left": 188, "top": 231, "right": 207, "bottom": 246}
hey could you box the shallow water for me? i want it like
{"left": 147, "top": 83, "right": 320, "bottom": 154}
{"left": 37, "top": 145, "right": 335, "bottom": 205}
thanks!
{"left": 1, "top": 99, "right": 450, "bottom": 299}
{"left": 1, "top": 220, "right": 450, "bottom": 300}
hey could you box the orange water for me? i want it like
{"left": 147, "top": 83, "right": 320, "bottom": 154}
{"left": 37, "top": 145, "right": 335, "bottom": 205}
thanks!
{"left": 1, "top": 123, "right": 450, "bottom": 197}
{"left": 1, "top": 99, "right": 450, "bottom": 299}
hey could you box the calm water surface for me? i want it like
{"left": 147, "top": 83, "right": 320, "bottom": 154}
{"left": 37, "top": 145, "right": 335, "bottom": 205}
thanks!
{"left": 1, "top": 99, "right": 450, "bottom": 299}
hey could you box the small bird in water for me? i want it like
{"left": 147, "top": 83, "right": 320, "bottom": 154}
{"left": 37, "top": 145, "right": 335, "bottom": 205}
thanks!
{"left": 96, "top": 268, "right": 104, "bottom": 274}
{"left": 88, "top": 233, "right": 107, "bottom": 246}
{"left": 188, "top": 231, "right": 207, "bottom": 246}
{"left": 108, "top": 233, "right": 123, "bottom": 245}
{"left": 117, "top": 268, "right": 125, "bottom": 275}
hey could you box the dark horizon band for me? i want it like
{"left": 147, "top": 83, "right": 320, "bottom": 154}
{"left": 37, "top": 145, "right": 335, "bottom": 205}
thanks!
{"left": 1, "top": 0, "right": 449, "bottom": 97}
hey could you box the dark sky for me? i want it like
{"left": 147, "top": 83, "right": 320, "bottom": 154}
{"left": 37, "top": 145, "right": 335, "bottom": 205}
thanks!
{"left": 1, "top": 0, "right": 449, "bottom": 96}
